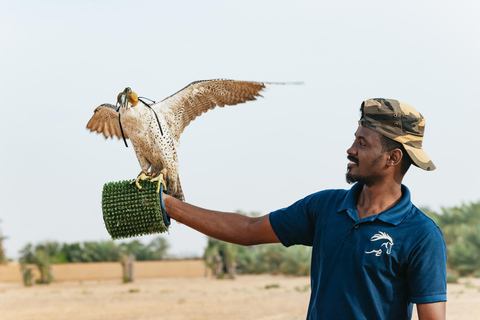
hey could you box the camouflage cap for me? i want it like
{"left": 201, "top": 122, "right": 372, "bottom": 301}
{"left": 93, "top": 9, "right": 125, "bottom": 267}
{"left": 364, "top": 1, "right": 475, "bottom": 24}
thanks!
{"left": 359, "top": 98, "right": 436, "bottom": 171}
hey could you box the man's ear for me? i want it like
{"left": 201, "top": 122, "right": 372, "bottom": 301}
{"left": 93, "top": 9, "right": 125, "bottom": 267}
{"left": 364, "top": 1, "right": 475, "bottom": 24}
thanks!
{"left": 387, "top": 149, "right": 403, "bottom": 167}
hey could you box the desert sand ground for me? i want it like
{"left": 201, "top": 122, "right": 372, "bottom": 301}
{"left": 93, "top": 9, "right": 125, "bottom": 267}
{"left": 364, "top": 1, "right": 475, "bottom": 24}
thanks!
{"left": 1, "top": 275, "right": 479, "bottom": 320}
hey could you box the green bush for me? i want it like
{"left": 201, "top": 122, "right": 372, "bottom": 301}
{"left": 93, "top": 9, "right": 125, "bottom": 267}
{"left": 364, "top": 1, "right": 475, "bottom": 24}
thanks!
{"left": 426, "top": 201, "right": 480, "bottom": 276}
{"left": 217, "top": 242, "right": 311, "bottom": 276}
{"left": 19, "top": 237, "right": 169, "bottom": 264}
{"left": 446, "top": 270, "right": 459, "bottom": 284}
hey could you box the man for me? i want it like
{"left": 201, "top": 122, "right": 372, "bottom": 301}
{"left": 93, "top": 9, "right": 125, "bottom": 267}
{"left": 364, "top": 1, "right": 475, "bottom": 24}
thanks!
{"left": 163, "top": 98, "right": 447, "bottom": 320}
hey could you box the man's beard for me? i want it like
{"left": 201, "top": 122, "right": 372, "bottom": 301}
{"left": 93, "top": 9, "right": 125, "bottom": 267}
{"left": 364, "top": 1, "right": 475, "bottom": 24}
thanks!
{"left": 346, "top": 170, "right": 379, "bottom": 187}
{"left": 345, "top": 155, "right": 383, "bottom": 187}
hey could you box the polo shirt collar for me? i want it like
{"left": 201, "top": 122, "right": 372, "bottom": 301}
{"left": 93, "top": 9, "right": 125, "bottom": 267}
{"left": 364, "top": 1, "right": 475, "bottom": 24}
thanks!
{"left": 337, "top": 183, "right": 413, "bottom": 225}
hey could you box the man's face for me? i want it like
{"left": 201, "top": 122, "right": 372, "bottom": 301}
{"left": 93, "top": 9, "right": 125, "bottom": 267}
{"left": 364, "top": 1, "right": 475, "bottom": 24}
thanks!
{"left": 346, "top": 126, "right": 387, "bottom": 187}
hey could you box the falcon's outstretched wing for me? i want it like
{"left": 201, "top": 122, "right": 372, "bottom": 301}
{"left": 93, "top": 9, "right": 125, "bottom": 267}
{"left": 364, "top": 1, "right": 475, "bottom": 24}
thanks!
{"left": 86, "top": 103, "right": 128, "bottom": 139}
{"left": 153, "top": 79, "right": 266, "bottom": 142}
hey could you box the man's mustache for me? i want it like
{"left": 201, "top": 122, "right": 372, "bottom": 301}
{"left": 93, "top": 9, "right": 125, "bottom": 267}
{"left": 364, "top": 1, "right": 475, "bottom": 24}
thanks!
{"left": 347, "top": 155, "right": 359, "bottom": 165}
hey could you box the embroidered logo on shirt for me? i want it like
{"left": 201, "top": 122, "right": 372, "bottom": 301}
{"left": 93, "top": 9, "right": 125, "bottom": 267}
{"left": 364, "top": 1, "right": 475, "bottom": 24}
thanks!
{"left": 365, "top": 231, "right": 394, "bottom": 257}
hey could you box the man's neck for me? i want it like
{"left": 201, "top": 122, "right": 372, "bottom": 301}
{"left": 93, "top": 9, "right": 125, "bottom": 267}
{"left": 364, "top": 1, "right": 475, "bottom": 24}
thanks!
{"left": 356, "top": 181, "right": 403, "bottom": 220}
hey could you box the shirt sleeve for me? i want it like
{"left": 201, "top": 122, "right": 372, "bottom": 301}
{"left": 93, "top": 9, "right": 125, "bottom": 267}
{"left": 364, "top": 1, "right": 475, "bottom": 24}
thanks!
{"left": 407, "top": 226, "right": 447, "bottom": 303}
{"left": 269, "top": 192, "right": 326, "bottom": 247}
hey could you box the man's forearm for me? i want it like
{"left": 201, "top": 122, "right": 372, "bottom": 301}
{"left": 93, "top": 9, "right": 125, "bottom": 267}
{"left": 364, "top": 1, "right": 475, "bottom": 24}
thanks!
{"left": 417, "top": 302, "right": 446, "bottom": 320}
{"left": 163, "top": 195, "right": 279, "bottom": 246}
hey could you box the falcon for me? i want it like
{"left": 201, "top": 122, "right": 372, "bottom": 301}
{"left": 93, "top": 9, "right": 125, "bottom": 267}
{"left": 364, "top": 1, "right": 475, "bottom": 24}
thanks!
{"left": 86, "top": 79, "right": 276, "bottom": 201}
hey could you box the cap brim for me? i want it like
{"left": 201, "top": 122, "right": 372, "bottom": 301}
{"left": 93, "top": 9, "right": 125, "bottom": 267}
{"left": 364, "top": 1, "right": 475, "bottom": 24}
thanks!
{"left": 404, "top": 145, "right": 436, "bottom": 171}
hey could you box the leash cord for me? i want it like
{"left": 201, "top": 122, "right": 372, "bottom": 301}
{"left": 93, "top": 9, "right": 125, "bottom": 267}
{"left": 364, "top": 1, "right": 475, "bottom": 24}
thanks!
{"left": 138, "top": 98, "right": 164, "bottom": 136}
{"left": 116, "top": 97, "right": 163, "bottom": 148}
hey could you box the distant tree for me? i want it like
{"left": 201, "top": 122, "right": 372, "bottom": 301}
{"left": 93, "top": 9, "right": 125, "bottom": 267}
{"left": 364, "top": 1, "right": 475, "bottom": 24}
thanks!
{"left": 81, "top": 241, "right": 121, "bottom": 262}
{"left": 34, "top": 249, "right": 54, "bottom": 284}
{"left": 19, "top": 237, "right": 170, "bottom": 266}
{"left": 223, "top": 242, "right": 239, "bottom": 279}
{"left": 0, "top": 238, "right": 5, "bottom": 264}
{"left": 204, "top": 237, "right": 239, "bottom": 279}
{"left": 236, "top": 244, "right": 311, "bottom": 276}
{"left": 35, "top": 241, "right": 67, "bottom": 263}
{"left": 60, "top": 242, "right": 85, "bottom": 263}
{"left": 120, "top": 254, "right": 135, "bottom": 283}
{"left": 204, "top": 210, "right": 312, "bottom": 278}
{"left": 119, "top": 237, "right": 169, "bottom": 261}
{"left": 19, "top": 242, "right": 56, "bottom": 284}
{"left": 204, "top": 241, "right": 222, "bottom": 277}
{"left": 145, "top": 236, "right": 170, "bottom": 260}
{"left": 426, "top": 201, "right": 480, "bottom": 276}
{"left": 0, "top": 219, "right": 6, "bottom": 264}
{"left": 20, "top": 264, "right": 34, "bottom": 287}
{"left": 19, "top": 243, "right": 35, "bottom": 264}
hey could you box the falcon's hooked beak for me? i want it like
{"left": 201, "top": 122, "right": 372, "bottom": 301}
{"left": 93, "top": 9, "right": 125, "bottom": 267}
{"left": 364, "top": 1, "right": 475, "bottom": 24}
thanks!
{"left": 117, "top": 87, "right": 139, "bottom": 109}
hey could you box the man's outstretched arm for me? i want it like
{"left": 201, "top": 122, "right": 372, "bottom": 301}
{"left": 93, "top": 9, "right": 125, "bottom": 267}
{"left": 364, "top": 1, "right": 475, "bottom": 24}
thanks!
{"left": 163, "top": 194, "right": 280, "bottom": 246}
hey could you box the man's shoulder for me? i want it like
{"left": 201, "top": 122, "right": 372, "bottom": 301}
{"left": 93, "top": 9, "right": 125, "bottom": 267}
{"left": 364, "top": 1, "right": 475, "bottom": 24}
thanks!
{"left": 402, "top": 205, "right": 444, "bottom": 241}
{"left": 306, "top": 187, "right": 349, "bottom": 200}
{"left": 407, "top": 205, "right": 439, "bottom": 226}
{"left": 302, "top": 188, "right": 350, "bottom": 208}
{"left": 270, "top": 187, "right": 349, "bottom": 218}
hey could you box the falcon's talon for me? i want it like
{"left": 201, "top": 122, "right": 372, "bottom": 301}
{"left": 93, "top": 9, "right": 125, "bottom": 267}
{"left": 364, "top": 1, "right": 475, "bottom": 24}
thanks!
{"left": 131, "top": 171, "right": 149, "bottom": 189}
{"left": 148, "top": 171, "right": 157, "bottom": 178}
{"left": 150, "top": 169, "right": 168, "bottom": 194}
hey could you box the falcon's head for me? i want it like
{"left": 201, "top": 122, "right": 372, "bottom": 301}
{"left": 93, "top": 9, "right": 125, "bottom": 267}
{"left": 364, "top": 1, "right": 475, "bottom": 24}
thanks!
{"left": 117, "top": 87, "right": 139, "bottom": 109}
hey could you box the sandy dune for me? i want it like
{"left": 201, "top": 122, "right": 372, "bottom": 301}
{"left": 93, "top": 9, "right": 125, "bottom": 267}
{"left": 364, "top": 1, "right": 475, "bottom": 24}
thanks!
{"left": 1, "top": 275, "right": 478, "bottom": 319}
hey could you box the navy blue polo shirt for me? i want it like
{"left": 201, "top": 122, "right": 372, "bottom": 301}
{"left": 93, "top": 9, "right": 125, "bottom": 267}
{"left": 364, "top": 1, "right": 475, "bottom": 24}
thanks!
{"left": 269, "top": 183, "right": 447, "bottom": 320}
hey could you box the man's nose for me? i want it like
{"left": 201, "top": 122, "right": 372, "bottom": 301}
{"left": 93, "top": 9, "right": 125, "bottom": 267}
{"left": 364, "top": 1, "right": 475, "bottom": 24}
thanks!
{"left": 347, "top": 142, "right": 356, "bottom": 155}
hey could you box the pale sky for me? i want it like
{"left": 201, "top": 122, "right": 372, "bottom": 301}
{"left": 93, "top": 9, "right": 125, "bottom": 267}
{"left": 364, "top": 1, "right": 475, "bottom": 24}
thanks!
{"left": 1, "top": 0, "right": 479, "bottom": 259}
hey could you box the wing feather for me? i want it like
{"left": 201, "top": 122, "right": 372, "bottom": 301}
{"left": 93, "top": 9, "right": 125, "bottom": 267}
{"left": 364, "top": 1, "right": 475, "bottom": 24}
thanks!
{"left": 86, "top": 103, "right": 128, "bottom": 139}
{"left": 152, "top": 79, "right": 266, "bottom": 141}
